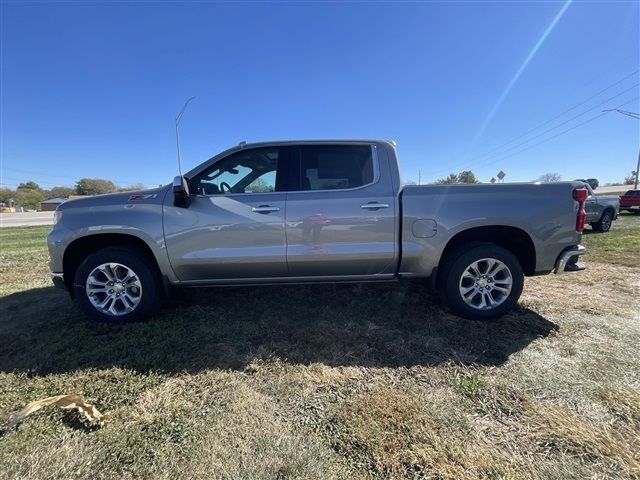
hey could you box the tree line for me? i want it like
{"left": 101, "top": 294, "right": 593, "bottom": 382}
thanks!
{"left": 0, "top": 178, "right": 146, "bottom": 210}
{"left": 404, "top": 170, "right": 638, "bottom": 187}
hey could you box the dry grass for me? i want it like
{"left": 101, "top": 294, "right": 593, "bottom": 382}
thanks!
{"left": 0, "top": 213, "right": 639, "bottom": 479}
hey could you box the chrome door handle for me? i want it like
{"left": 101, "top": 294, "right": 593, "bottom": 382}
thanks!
{"left": 360, "top": 202, "right": 389, "bottom": 210}
{"left": 252, "top": 205, "right": 280, "bottom": 213}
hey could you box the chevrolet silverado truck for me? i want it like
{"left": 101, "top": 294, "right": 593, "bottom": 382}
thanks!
{"left": 582, "top": 183, "right": 620, "bottom": 232}
{"left": 48, "top": 140, "right": 588, "bottom": 323}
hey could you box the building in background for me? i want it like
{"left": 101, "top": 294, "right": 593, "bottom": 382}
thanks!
{"left": 39, "top": 198, "right": 67, "bottom": 211}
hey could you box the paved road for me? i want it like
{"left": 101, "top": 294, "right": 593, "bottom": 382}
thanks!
{"left": 0, "top": 212, "right": 54, "bottom": 227}
{"left": 593, "top": 185, "right": 630, "bottom": 195}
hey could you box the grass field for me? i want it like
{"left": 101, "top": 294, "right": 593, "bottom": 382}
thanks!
{"left": 1, "top": 214, "right": 639, "bottom": 479}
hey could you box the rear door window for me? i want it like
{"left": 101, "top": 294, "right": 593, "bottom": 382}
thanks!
{"left": 298, "top": 145, "right": 374, "bottom": 191}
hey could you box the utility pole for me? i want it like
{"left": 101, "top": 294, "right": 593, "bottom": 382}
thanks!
{"left": 418, "top": 170, "right": 421, "bottom": 185}
{"left": 603, "top": 108, "right": 640, "bottom": 189}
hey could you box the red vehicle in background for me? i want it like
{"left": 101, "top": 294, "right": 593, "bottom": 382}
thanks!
{"left": 620, "top": 190, "right": 640, "bottom": 212}
{"left": 619, "top": 190, "right": 640, "bottom": 212}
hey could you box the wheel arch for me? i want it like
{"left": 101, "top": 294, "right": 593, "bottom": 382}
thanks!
{"left": 438, "top": 225, "right": 536, "bottom": 281}
{"left": 63, "top": 233, "right": 162, "bottom": 297}
{"left": 601, "top": 206, "right": 616, "bottom": 218}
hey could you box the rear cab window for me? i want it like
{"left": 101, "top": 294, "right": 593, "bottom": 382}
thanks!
{"left": 296, "top": 145, "right": 375, "bottom": 191}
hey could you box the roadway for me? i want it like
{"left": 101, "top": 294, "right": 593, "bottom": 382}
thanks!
{"left": 0, "top": 212, "right": 54, "bottom": 227}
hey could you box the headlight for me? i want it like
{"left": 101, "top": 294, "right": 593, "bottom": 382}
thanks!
{"left": 53, "top": 210, "right": 63, "bottom": 224}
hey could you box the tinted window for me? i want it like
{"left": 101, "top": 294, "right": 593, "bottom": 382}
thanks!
{"left": 191, "top": 147, "right": 281, "bottom": 195}
{"left": 299, "top": 145, "right": 374, "bottom": 191}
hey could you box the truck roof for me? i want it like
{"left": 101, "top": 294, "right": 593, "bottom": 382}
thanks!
{"left": 235, "top": 139, "right": 397, "bottom": 148}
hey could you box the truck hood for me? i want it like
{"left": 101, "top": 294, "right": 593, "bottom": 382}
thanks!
{"left": 58, "top": 186, "right": 169, "bottom": 210}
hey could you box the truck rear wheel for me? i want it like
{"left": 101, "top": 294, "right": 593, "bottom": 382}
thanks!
{"left": 73, "top": 246, "right": 162, "bottom": 323}
{"left": 440, "top": 243, "right": 524, "bottom": 320}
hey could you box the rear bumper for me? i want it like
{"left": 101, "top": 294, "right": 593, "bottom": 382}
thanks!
{"left": 553, "top": 245, "right": 586, "bottom": 274}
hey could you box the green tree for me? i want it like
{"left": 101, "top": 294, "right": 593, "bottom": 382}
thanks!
{"left": 435, "top": 171, "right": 480, "bottom": 184}
{"left": 75, "top": 178, "right": 117, "bottom": 195}
{"left": 11, "top": 180, "right": 48, "bottom": 209}
{"left": 119, "top": 183, "right": 146, "bottom": 192}
{"left": 49, "top": 186, "right": 75, "bottom": 198}
{"left": 457, "top": 170, "right": 480, "bottom": 184}
{"left": 0, "top": 187, "right": 16, "bottom": 205}
{"left": 436, "top": 173, "right": 460, "bottom": 184}
{"left": 14, "top": 188, "right": 47, "bottom": 210}
{"left": 17, "top": 181, "right": 41, "bottom": 190}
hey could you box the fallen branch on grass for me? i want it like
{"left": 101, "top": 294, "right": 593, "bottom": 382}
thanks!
{"left": 4, "top": 394, "right": 110, "bottom": 431}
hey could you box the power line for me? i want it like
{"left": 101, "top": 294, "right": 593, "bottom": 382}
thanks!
{"left": 424, "top": 69, "right": 640, "bottom": 176}
{"left": 469, "top": 96, "right": 639, "bottom": 172}
{"left": 474, "top": 69, "right": 639, "bottom": 158}
{"left": 0, "top": 167, "right": 146, "bottom": 186}
{"left": 1, "top": 167, "right": 78, "bottom": 181}
{"left": 0, "top": 176, "right": 68, "bottom": 188}
{"left": 457, "top": 83, "right": 639, "bottom": 172}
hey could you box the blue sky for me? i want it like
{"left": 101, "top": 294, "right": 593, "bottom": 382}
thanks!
{"left": 1, "top": 1, "right": 639, "bottom": 189}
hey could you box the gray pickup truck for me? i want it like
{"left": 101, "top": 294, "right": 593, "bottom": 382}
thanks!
{"left": 583, "top": 184, "right": 620, "bottom": 232}
{"left": 48, "top": 140, "right": 588, "bottom": 323}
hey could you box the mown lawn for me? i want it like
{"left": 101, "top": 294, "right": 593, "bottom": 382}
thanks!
{"left": 0, "top": 215, "right": 639, "bottom": 479}
{"left": 582, "top": 211, "right": 640, "bottom": 267}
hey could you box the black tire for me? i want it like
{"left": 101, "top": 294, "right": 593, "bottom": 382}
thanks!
{"left": 592, "top": 209, "right": 613, "bottom": 232}
{"left": 73, "top": 246, "right": 162, "bottom": 323}
{"left": 439, "top": 242, "right": 524, "bottom": 320}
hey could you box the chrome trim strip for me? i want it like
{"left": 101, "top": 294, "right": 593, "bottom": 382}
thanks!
{"left": 49, "top": 272, "right": 64, "bottom": 279}
{"left": 553, "top": 245, "right": 586, "bottom": 274}
{"left": 177, "top": 273, "right": 397, "bottom": 286}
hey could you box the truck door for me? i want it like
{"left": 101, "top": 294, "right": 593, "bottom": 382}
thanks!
{"left": 163, "top": 146, "right": 290, "bottom": 281}
{"left": 285, "top": 144, "right": 397, "bottom": 276}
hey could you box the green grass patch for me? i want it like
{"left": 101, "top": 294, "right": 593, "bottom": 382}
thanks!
{"left": 582, "top": 212, "right": 640, "bottom": 267}
{"left": 0, "top": 219, "right": 638, "bottom": 479}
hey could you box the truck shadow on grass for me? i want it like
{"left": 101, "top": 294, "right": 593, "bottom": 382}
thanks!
{"left": 0, "top": 281, "right": 558, "bottom": 376}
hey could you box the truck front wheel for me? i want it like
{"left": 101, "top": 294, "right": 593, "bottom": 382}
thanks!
{"left": 73, "top": 246, "right": 162, "bottom": 323}
{"left": 592, "top": 210, "right": 613, "bottom": 232}
{"left": 440, "top": 243, "right": 524, "bottom": 320}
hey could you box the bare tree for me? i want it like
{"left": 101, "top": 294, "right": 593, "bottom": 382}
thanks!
{"left": 624, "top": 171, "right": 638, "bottom": 185}
{"left": 537, "top": 173, "right": 562, "bottom": 183}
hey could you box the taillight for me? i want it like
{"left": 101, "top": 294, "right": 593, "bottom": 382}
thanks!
{"left": 573, "top": 187, "right": 588, "bottom": 232}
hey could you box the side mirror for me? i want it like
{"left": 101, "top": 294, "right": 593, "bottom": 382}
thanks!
{"left": 173, "top": 175, "right": 191, "bottom": 208}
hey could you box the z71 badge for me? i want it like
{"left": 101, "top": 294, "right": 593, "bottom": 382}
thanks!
{"left": 128, "top": 193, "right": 158, "bottom": 201}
